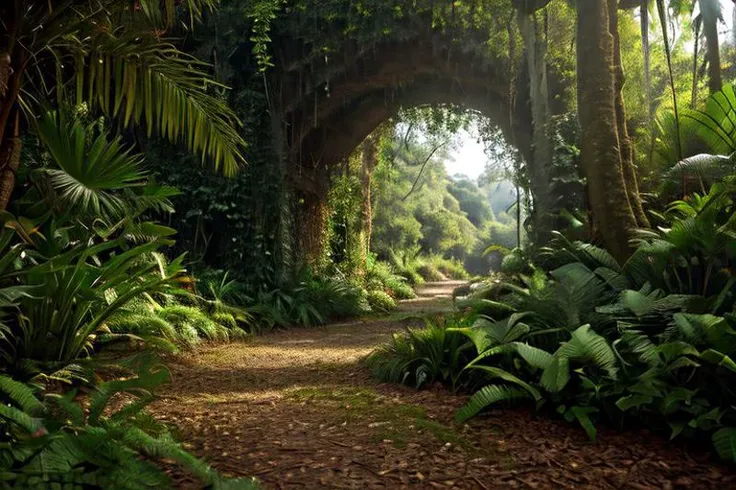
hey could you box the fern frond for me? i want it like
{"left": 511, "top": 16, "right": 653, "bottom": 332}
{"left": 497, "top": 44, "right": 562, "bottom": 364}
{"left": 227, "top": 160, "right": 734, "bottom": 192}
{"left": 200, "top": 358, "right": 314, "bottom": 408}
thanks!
{"left": 0, "top": 375, "right": 43, "bottom": 414}
{"left": 455, "top": 385, "right": 532, "bottom": 423}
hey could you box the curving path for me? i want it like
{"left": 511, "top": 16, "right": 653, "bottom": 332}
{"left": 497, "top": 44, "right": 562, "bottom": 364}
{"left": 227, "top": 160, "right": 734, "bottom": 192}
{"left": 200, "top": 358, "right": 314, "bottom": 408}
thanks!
{"left": 152, "top": 282, "right": 734, "bottom": 489}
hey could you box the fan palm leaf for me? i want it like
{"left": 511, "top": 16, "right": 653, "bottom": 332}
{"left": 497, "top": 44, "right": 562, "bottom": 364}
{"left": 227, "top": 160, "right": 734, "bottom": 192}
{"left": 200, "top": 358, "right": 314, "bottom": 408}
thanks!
{"left": 35, "top": 112, "right": 145, "bottom": 218}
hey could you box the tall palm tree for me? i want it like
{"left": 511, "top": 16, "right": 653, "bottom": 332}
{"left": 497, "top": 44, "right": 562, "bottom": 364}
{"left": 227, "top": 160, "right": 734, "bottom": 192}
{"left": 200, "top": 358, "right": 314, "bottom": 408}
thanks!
{"left": 0, "top": 0, "right": 246, "bottom": 210}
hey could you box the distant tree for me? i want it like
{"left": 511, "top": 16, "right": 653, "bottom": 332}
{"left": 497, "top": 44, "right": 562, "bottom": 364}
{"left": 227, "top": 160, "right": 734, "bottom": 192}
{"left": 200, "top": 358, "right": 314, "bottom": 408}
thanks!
{"left": 447, "top": 178, "right": 494, "bottom": 227}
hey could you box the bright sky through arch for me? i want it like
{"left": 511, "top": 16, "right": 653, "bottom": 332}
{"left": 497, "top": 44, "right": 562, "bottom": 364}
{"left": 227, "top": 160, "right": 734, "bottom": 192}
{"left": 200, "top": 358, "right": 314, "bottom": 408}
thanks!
{"left": 444, "top": 122, "right": 488, "bottom": 182}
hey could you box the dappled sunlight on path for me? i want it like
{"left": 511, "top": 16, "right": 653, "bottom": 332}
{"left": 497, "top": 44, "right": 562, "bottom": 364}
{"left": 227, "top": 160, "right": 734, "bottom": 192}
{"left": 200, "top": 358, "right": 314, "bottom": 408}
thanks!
{"left": 152, "top": 281, "right": 734, "bottom": 489}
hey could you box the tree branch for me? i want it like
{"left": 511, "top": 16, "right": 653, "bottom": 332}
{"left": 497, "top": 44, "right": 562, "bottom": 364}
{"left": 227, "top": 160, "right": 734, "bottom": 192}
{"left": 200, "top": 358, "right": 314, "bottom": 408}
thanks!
{"left": 402, "top": 141, "right": 447, "bottom": 201}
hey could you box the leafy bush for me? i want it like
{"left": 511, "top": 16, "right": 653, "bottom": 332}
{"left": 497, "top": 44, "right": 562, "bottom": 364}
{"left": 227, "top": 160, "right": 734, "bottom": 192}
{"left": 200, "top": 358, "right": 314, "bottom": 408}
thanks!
{"left": 0, "top": 113, "right": 190, "bottom": 379}
{"left": 366, "top": 318, "right": 473, "bottom": 389}
{"left": 384, "top": 276, "right": 416, "bottom": 300}
{"left": 388, "top": 250, "right": 425, "bottom": 286}
{"left": 241, "top": 270, "right": 370, "bottom": 331}
{"left": 373, "top": 184, "right": 736, "bottom": 462}
{"left": 108, "top": 296, "right": 248, "bottom": 349}
{"left": 0, "top": 357, "right": 258, "bottom": 489}
{"left": 427, "top": 256, "right": 470, "bottom": 280}
{"left": 416, "top": 262, "right": 445, "bottom": 282}
{"left": 367, "top": 290, "right": 396, "bottom": 313}
{"left": 365, "top": 259, "right": 416, "bottom": 299}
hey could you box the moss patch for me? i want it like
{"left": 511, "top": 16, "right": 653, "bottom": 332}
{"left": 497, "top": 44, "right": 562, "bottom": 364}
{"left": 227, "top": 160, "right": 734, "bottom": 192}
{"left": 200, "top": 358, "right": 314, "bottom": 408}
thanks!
{"left": 287, "top": 386, "right": 470, "bottom": 450}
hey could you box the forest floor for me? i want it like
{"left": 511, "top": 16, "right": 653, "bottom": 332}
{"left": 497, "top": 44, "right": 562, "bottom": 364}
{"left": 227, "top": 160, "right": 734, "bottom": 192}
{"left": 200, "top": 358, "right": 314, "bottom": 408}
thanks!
{"left": 152, "top": 281, "right": 735, "bottom": 489}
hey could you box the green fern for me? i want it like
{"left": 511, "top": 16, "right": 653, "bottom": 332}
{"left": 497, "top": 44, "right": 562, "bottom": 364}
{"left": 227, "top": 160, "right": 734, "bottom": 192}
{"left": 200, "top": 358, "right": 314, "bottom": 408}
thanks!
{"left": 0, "top": 365, "right": 258, "bottom": 489}
{"left": 712, "top": 427, "right": 736, "bottom": 462}
{"left": 455, "top": 385, "right": 532, "bottom": 423}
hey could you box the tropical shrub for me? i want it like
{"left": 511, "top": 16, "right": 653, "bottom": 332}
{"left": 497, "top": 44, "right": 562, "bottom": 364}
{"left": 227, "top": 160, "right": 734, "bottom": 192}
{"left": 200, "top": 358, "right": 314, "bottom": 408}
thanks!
{"left": 366, "top": 317, "right": 474, "bottom": 390}
{"left": 371, "top": 183, "right": 736, "bottom": 461}
{"left": 0, "top": 357, "right": 258, "bottom": 489}
{"left": 416, "top": 262, "right": 445, "bottom": 282}
{"left": 427, "top": 255, "right": 470, "bottom": 280}
{"left": 107, "top": 295, "right": 248, "bottom": 349}
{"left": 388, "top": 249, "right": 425, "bottom": 286}
{"left": 367, "top": 290, "right": 396, "bottom": 313}
{"left": 365, "top": 258, "right": 416, "bottom": 299}
{"left": 237, "top": 270, "right": 370, "bottom": 332}
{"left": 0, "top": 113, "right": 192, "bottom": 378}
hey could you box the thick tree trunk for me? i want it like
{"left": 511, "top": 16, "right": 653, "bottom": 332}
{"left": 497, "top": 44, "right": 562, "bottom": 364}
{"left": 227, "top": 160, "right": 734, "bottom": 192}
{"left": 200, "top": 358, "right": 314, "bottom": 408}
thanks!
{"left": 700, "top": 0, "right": 722, "bottom": 95}
{"left": 576, "top": 0, "right": 638, "bottom": 262}
{"left": 518, "top": 10, "right": 554, "bottom": 243}
{"left": 609, "top": 0, "right": 650, "bottom": 228}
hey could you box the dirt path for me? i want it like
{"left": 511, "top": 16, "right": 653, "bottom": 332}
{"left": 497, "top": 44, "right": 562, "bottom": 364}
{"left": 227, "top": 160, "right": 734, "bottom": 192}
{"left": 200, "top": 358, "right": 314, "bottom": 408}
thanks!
{"left": 153, "top": 281, "right": 734, "bottom": 489}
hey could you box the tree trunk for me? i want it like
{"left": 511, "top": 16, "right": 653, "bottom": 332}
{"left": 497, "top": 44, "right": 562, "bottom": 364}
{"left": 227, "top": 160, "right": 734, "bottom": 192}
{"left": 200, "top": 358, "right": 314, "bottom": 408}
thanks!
{"left": 610, "top": 0, "right": 650, "bottom": 228}
{"left": 576, "top": 0, "right": 638, "bottom": 262}
{"left": 0, "top": 112, "right": 20, "bottom": 210}
{"left": 0, "top": 44, "right": 25, "bottom": 212}
{"left": 360, "top": 134, "right": 378, "bottom": 256}
{"left": 692, "top": 16, "right": 701, "bottom": 108}
{"left": 700, "top": 0, "right": 722, "bottom": 94}
{"left": 518, "top": 9, "right": 554, "bottom": 243}
{"left": 641, "top": 1, "right": 651, "bottom": 120}
{"left": 298, "top": 190, "right": 330, "bottom": 271}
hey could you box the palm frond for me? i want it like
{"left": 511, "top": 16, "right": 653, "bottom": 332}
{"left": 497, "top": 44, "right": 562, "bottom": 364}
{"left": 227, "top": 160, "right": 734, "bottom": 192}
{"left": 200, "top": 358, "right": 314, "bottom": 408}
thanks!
{"left": 81, "top": 35, "right": 245, "bottom": 175}
{"left": 35, "top": 111, "right": 146, "bottom": 218}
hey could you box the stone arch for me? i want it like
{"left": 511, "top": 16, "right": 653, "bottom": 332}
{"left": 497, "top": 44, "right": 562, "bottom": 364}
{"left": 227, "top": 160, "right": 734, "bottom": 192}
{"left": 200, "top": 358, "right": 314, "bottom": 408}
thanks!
{"left": 268, "top": 27, "right": 545, "bottom": 261}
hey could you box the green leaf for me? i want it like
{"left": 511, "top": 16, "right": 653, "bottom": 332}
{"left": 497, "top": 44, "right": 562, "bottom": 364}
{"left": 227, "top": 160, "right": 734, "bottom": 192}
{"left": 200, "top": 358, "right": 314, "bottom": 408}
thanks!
{"left": 570, "top": 406, "right": 598, "bottom": 442}
{"left": 468, "top": 365, "right": 541, "bottom": 401}
{"left": 713, "top": 427, "right": 736, "bottom": 462}
{"left": 455, "top": 385, "right": 532, "bottom": 423}
{"left": 616, "top": 394, "right": 654, "bottom": 412}
{"left": 700, "top": 349, "right": 736, "bottom": 373}
{"left": 540, "top": 356, "right": 570, "bottom": 393}
{"left": 0, "top": 375, "right": 43, "bottom": 414}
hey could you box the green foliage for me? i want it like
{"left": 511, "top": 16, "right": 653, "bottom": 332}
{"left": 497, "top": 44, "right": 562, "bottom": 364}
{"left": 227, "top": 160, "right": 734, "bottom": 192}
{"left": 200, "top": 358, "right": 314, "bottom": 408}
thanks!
{"left": 326, "top": 173, "right": 365, "bottom": 276}
{"left": 655, "top": 85, "right": 736, "bottom": 193}
{"left": 455, "top": 385, "right": 533, "bottom": 424}
{"left": 365, "top": 258, "right": 416, "bottom": 300}
{"left": 373, "top": 186, "right": 736, "bottom": 461}
{"left": 370, "top": 130, "right": 478, "bottom": 261}
{"left": 0, "top": 113, "right": 190, "bottom": 378}
{"left": 107, "top": 294, "right": 248, "bottom": 349}
{"left": 447, "top": 178, "right": 494, "bottom": 228}
{"left": 0, "top": 359, "right": 258, "bottom": 489}
{"left": 233, "top": 269, "right": 370, "bottom": 332}
{"left": 6, "top": 0, "right": 246, "bottom": 175}
{"left": 366, "top": 290, "right": 396, "bottom": 313}
{"left": 426, "top": 256, "right": 470, "bottom": 280}
{"left": 366, "top": 318, "right": 473, "bottom": 389}
{"left": 416, "top": 262, "right": 445, "bottom": 282}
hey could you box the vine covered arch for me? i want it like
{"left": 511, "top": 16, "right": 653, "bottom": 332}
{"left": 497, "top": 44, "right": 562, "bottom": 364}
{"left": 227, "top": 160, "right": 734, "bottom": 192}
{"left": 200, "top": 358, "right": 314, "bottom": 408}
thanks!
{"left": 265, "top": 3, "right": 571, "bottom": 261}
